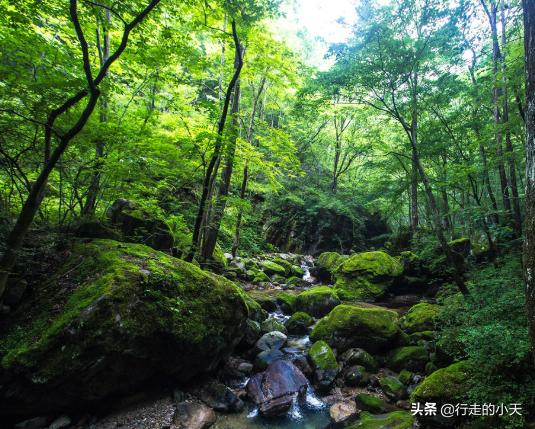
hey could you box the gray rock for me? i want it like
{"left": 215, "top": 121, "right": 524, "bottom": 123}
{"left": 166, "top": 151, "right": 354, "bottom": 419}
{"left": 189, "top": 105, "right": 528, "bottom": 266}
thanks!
{"left": 254, "top": 349, "right": 284, "bottom": 370}
{"left": 255, "top": 331, "right": 287, "bottom": 352}
{"left": 329, "top": 401, "right": 359, "bottom": 427}
{"left": 192, "top": 381, "right": 243, "bottom": 413}
{"left": 174, "top": 401, "right": 216, "bottom": 429}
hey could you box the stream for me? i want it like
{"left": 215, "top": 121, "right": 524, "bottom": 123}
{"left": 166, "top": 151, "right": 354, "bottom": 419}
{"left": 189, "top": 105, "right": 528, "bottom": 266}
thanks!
{"left": 214, "top": 256, "right": 332, "bottom": 428}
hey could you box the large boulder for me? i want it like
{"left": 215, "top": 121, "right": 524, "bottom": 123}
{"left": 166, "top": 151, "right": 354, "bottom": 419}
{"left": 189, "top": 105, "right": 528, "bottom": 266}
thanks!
{"left": 285, "top": 312, "right": 314, "bottom": 335}
{"left": 314, "top": 252, "right": 346, "bottom": 282}
{"left": 246, "top": 360, "right": 308, "bottom": 416}
{"left": 108, "top": 199, "right": 174, "bottom": 251}
{"left": 294, "top": 286, "right": 341, "bottom": 317}
{"left": 333, "top": 251, "right": 403, "bottom": 301}
{"left": 308, "top": 340, "right": 339, "bottom": 390}
{"left": 310, "top": 304, "right": 400, "bottom": 352}
{"left": 400, "top": 302, "right": 440, "bottom": 334}
{"left": 0, "top": 239, "right": 249, "bottom": 417}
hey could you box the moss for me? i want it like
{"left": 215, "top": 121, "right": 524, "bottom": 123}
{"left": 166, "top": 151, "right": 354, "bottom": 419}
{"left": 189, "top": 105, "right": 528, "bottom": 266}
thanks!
{"left": 337, "top": 251, "right": 403, "bottom": 277}
{"left": 379, "top": 375, "right": 405, "bottom": 399}
{"left": 349, "top": 411, "right": 414, "bottom": 429}
{"left": 276, "top": 292, "right": 297, "bottom": 313}
{"left": 309, "top": 340, "right": 338, "bottom": 370}
{"left": 294, "top": 286, "right": 340, "bottom": 317}
{"left": 355, "top": 394, "right": 391, "bottom": 414}
{"left": 259, "top": 260, "right": 286, "bottom": 276}
{"left": 252, "top": 271, "right": 270, "bottom": 283}
{"left": 310, "top": 304, "right": 399, "bottom": 352}
{"left": 411, "top": 360, "right": 474, "bottom": 404}
{"left": 260, "top": 318, "right": 287, "bottom": 334}
{"left": 317, "top": 251, "right": 345, "bottom": 272}
{"left": 398, "top": 369, "right": 413, "bottom": 385}
{"left": 285, "top": 311, "right": 313, "bottom": 334}
{"left": 286, "top": 276, "right": 302, "bottom": 287}
{"left": 0, "top": 239, "right": 248, "bottom": 384}
{"left": 341, "top": 348, "right": 378, "bottom": 371}
{"left": 272, "top": 257, "right": 293, "bottom": 275}
{"left": 407, "top": 330, "right": 435, "bottom": 343}
{"left": 291, "top": 265, "right": 305, "bottom": 277}
{"left": 400, "top": 302, "right": 440, "bottom": 333}
{"left": 387, "top": 346, "right": 428, "bottom": 372}
{"left": 333, "top": 251, "right": 403, "bottom": 301}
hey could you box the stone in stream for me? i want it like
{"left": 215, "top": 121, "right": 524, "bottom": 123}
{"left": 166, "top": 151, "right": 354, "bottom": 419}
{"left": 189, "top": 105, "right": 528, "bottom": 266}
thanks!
{"left": 378, "top": 375, "right": 406, "bottom": 401}
{"left": 294, "top": 286, "right": 341, "bottom": 317}
{"left": 308, "top": 340, "right": 339, "bottom": 390}
{"left": 255, "top": 331, "right": 287, "bottom": 352}
{"left": 174, "top": 401, "right": 216, "bottom": 429}
{"left": 343, "top": 365, "right": 370, "bottom": 387}
{"left": 246, "top": 360, "right": 308, "bottom": 416}
{"left": 355, "top": 393, "right": 394, "bottom": 414}
{"left": 329, "top": 400, "right": 359, "bottom": 427}
{"left": 285, "top": 311, "right": 314, "bottom": 334}
{"left": 260, "top": 317, "right": 287, "bottom": 334}
{"left": 340, "top": 348, "right": 378, "bottom": 372}
{"left": 254, "top": 349, "right": 284, "bottom": 370}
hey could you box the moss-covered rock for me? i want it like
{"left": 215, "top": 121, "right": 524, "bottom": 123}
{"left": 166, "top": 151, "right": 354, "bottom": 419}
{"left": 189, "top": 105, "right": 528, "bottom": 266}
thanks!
{"left": 333, "top": 251, "right": 403, "bottom": 301}
{"left": 387, "top": 346, "right": 429, "bottom": 372}
{"left": 349, "top": 411, "right": 414, "bottom": 429}
{"left": 252, "top": 270, "right": 271, "bottom": 283}
{"left": 294, "top": 286, "right": 341, "bottom": 317}
{"left": 285, "top": 312, "right": 313, "bottom": 334}
{"left": 448, "top": 237, "right": 471, "bottom": 257}
{"left": 400, "top": 302, "right": 439, "bottom": 334}
{"left": 277, "top": 292, "right": 297, "bottom": 314}
{"left": 398, "top": 369, "right": 414, "bottom": 385}
{"left": 310, "top": 304, "right": 400, "bottom": 352}
{"left": 315, "top": 251, "right": 346, "bottom": 281}
{"left": 0, "top": 239, "right": 249, "bottom": 417}
{"left": 411, "top": 361, "right": 473, "bottom": 404}
{"left": 308, "top": 340, "right": 339, "bottom": 390}
{"left": 355, "top": 394, "right": 393, "bottom": 414}
{"left": 260, "top": 260, "right": 286, "bottom": 276}
{"left": 379, "top": 375, "right": 406, "bottom": 400}
{"left": 260, "top": 318, "right": 287, "bottom": 334}
{"left": 340, "top": 348, "right": 378, "bottom": 372}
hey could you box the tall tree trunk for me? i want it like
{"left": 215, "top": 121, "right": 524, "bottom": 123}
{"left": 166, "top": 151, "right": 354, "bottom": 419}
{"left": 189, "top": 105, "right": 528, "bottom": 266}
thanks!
{"left": 231, "top": 76, "right": 266, "bottom": 257}
{"left": 479, "top": 142, "right": 501, "bottom": 224}
{"left": 410, "top": 133, "right": 419, "bottom": 232}
{"left": 501, "top": 0, "right": 523, "bottom": 235}
{"left": 483, "top": 0, "right": 513, "bottom": 218}
{"left": 83, "top": 7, "right": 110, "bottom": 215}
{"left": 201, "top": 77, "right": 241, "bottom": 262}
{"left": 522, "top": 0, "right": 535, "bottom": 361}
{"left": 188, "top": 20, "right": 243, "bottom": 261}
{"left": 0, "top": 0, "right": 162, "bottom": 302}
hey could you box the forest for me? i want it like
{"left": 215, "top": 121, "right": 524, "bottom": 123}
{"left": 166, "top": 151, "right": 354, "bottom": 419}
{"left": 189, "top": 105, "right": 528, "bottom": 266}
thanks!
{"left": 1, "top": 0, "right": 535, "bottom": 428}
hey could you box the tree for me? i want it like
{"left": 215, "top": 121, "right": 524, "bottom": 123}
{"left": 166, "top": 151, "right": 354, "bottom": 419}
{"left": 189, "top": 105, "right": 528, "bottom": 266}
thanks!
{"left": 0, "top": 0, "right": 162, "bottom": 302}
{"left": 523, "top": 0, "right": 535, "bottom": 358}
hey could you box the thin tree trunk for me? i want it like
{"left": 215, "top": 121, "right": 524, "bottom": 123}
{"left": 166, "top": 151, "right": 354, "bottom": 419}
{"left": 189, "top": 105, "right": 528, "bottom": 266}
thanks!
{"left": 201, "top": 77, "right": 241, "bottom": 262}
{"left": 231, "top": 76, "right": 266, "bottom": 257}
{"left": 522, "top": 0, "right": 535, "bottom": 359}
{"left": 83, "top": 7, "right": 110, "bottom": 215}
{"left": 0, "top": 0, "right": 162, "bottom": 301}
{"left": 410, "top": 135, "right": 419, "bottom": 232}
{"left": 500, "top": 0, "right": 523, "bottom": 235}
{"left": 188, "top": 20, "right": 243, "bottom": 261}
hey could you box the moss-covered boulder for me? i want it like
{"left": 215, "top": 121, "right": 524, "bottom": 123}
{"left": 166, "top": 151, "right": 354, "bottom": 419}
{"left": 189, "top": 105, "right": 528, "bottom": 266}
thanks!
{"left": 387, "top": 346, "right": 429, "bottom": 372}
{"left": 333, "top": 251, "right": 403, "bottom": 301}
{"left": 310, "top": 304, "right": 400, "bottom": 352}
{"left": 294, "top": 286, "right": 341, "bottom": 317}
{"left": 355, "top": 394, "right": 393, "bottom": 414}
{"left": 260, "top": 318, "right": 287, "bottom": 334}
{"left": 276, "top": 292, "right": 297, "bottom": 314}
{"left": 349, "top": 411, "right": 414, "bottom": 429}
{"left": 411, "top": 361, "right": 473, "bottom": 404}
{"left": 308, "top": 340, "right": 339, "bottom": 390}
{"left": 0, "top": 239, "right": 249, "bottom": 417}
{"left": 340, "top": 348, "right": 378, "bottom": 372}
{"left": 285, "top": 312, "right": 314, "bottom": 335}
{"left": 400, "top": 302, "right": 439, "bottom": 334}
{"left": 379, "top": 375, "right": 406, "bottom": 401}
{"left": 315, "top": 251, "right": 346, "bottom": 281}
{"left": 259, "top": 260, "right": 286, "bottom": 276}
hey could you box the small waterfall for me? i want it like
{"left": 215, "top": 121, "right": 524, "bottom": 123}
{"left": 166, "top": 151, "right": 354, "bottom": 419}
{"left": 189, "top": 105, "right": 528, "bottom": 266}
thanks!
{"left": 300, "top": 255, "right": 316, "bottom": 284}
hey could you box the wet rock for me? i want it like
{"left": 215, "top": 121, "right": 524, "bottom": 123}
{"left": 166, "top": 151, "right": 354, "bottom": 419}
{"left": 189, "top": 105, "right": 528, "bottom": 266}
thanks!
{"left": 379, "top": 375, "right": 406, "bottom": 401}
{"left": 246, "top": 360, "right": 308, "bottom": 416}
{"left": 343, "top": 365, "right": 369, "bottom": 387}
{"left": 260, "top": 317, "right": 287, "bottom": 334}
{"left": 308, "top": 340, "right": 339, "bottom": 390}
{"left": 293, "top": 355, "right": 313, "bottom": 377}
{"left": 285, "top": 311, "right": 314, "bottom": 334}
{"left": 256, "top": 331, "right": 287, "bottom": 352}
{"left": 387, "top": 346, "right": 429, "bottom": 372}
{"left": 192, "top": 381, "right": 243, "bottom": 413}
{"left": 47, "top": 415, "right": 71, "bottom": 429}
{"left": 254, "top": 349, "right": 284, "bottom": 370}
{"left": 329, "top": 400, "right": 359, "bottom": 427}
{"left": 174, "top": 401, "right": 216, "bottom": 429}
{"left": 14, "top": 417, "right": 49, "bottom": 429}
{"left": 294, "top": 286, "right": 341, "bottom": 317}
{"left": 355, "top": 393, "right": 393, "bottom": 414}
{"left": 340, "top": 348, "right": 378, "bottom": 372}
